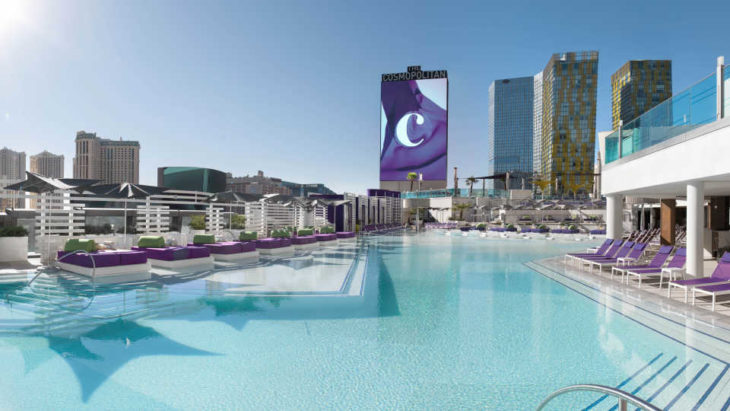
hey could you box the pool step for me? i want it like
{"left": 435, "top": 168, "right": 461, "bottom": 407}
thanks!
{"left": 584, "top": 352, "right": 730, "bottom": 410}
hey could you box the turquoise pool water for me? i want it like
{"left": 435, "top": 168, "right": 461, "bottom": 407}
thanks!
{"left": 0, "top": 233, "right": 729, "bottom": 409}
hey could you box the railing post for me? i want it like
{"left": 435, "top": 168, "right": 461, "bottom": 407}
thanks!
{"left": 618, "top": 398, "right": 627, "bottom": 411}
{"left": 718, "top": 56, "right": 725, "bottom": 120}
{"left": 617, "top": 120, "right": 623, "bottom": 159}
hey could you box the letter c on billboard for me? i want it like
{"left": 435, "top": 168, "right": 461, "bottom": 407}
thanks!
{"left": 395, "top": 112, "right": 424, "bottom": 148}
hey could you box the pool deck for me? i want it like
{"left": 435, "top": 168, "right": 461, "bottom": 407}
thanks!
{"left": 531, "top": 256, "right": 730, "bottom": 352}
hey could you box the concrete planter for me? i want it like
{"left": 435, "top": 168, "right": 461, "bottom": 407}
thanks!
{"left": 0, "top": 236, "right": 28, "bottom": 262}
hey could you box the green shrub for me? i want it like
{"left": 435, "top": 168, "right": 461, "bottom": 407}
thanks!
{"left": 298, "top": 228, "right": 314, "bottom": 236}
{"left": 239, "top": 231, "right": 257, "bottom": 241}
{"left": 193, "top": 234, "right": 216, "bottom": 245}
{"left": 190, "top": 215, "right": 206, "bottom": 230}
{"left": 0, "top": 226, "right": 28, "bottom": 237}
{"left": 272, "top": 229, "right": 290, "bottom": 238}
{"left": 320, "top": 226, "right": 335, "bottom": 234}
{"left": 231, "top": 214, "right": 246, "bottom": 229}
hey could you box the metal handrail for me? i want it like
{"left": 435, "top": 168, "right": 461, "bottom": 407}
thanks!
{"left": 28, "top": 249, "right": 97, "bottom": 286}
{"left": 536, "top": 384, "right": 661, "bottom": 411}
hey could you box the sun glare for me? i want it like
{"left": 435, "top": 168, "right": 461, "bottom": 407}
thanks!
{"left": 0, "top": 0, "right": 29, "bottom": 34}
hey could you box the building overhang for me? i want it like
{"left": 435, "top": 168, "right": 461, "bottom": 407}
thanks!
{"left": 602, "top": 118, "right": 730, "bottom": 198}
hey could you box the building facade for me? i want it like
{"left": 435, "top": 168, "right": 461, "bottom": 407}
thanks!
{"left": 539, "top": 50, "right": 599, "bottom": 196}
{"left": 73, "top": 131, "right": 140, "bottom": 184}
{"left": 532, "top": 72, "right": 543, "bottom": 177}
{"left": 281, "top": 181, "right": 336, "bottom": 197}
{"left": 0, "top": 147, "right": 26, "bottom": 210}
{"left": 487, "top": 76, "right": 534, "bottom": 189}
{"left": 0, "top": 147, "right": 25, "bottom": 180}
{"left": 30, "top": 150, "right": 64, "bottom": 178}
{"left": 611, "top": 60, "right": 672, "bottom": 130}
{"left": 226, "top": 170, "right": 292, "bottom": 196}
{"left": 157, "top": 167, "right": 227, "bottom": 193}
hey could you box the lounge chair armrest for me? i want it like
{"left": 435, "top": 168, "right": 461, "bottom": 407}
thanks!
{"left": 586, "top": 247, "right": 599, "bottom": 253}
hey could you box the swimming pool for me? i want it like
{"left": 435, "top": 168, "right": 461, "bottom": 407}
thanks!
{"left": 0, "top": 233, "right": 729, "bottom": 409}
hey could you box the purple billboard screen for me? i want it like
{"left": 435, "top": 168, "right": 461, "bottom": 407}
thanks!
{"left": 380, "top": 78, "right": 447, "bottom": 181}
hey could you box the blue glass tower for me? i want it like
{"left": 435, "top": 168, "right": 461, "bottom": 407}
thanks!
{"left": 487, "top": 76, "right": 534, "bottom": 189}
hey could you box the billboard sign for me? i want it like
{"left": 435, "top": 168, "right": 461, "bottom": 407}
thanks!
{"left": 380, "top": 67, "right": 448, "bottom": 182}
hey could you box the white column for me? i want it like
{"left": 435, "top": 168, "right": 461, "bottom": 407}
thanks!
{"left": 649, "top": 206, "right": 656, "bottom": 229}
{"left": 686, "top": 181, "right": 705, "bottom": 276}
{"left": 606, "top": 194, "right": 624, "bottom": 239}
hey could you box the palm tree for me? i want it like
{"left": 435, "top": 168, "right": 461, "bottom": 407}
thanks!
{"left": 407, "top": 172, "right": 418, "bottom": 192}
{"left": 466, "top": 176, "right": 477, "bottom": 197}
{"left": 533, "top": 174, "right": 551, "bottom": 200}
{"left": 453, "top": 203, "right": 472, "bottom": 221}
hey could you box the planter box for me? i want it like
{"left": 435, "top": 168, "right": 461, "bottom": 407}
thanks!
{"left": 0, "top": 236, "right": 29, "bottom": 262}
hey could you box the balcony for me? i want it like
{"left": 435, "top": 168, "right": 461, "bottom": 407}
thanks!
{"left": 605, "top": 64, "right": 729, "bottom": 164}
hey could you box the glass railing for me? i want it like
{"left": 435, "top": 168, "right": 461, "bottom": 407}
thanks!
{"left": 725, "top": 65, "right": 730, "bottom": 116}
{"left": 605, "top": 71, "right": 719, "bottom": 163}
{"left": 401, "top": 188, "right": 509, "bottom": 199}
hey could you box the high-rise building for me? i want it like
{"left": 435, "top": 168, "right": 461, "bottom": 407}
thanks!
{"left": 487, "top": 76, "right": 534, "bottom": 190}
{"left": 73, "top": 131, "right": 140, "bottom": 184}
{"left": 0, "top": 147, "right": 26, "bottom": 210}
{"left": 532, "top": 72, "right": 543, "bottom": 177}
{"left": 0, "top": 147, "right": 25, "bottom": 180}
{"left": 30, "top": 150, "right": 64, "bottom": 178}
{"left": 539, "top": 50, "right": 599, "bottom": 196}
{"left": 611, "top": 60, "right": 672, "bottom": 130}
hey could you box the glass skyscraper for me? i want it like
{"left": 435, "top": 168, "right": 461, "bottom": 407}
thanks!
{"left": 611, "top": 60, "right": 672, "bottom": 130}
{"left": 487, "top": 76, "right": 534, "bottom": 190}
{"left": 532, "top": 72, "right": 543, "bottom": 176}
{"left": 539, "top": 50, "right": 599, "bottom": 197}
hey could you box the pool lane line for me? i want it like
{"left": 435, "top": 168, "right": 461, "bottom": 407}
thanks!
{"left": 583, "top": 353, "right": 663, "bottom": 410}
{"left": 525, "top": 260, "right": 730, "bottom": 365}
{"left": 646, "top": 360, "right": 692, "bottom": 403}
{"left": 531, "top": 258, "right": 730, "bottom": 346}
{"left": 665, "top": 362, "right": 709, "bottom": 410}
{"left": 693, "top": 363, "right": 729, "bottom": 410}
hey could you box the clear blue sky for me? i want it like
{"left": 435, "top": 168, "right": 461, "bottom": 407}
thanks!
{"left": 1, "top": 0, "right": 728, "bottom": 193}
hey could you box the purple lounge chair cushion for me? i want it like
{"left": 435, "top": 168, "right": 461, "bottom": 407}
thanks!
{"left": 672, "top": 277, "right": 724, "bottom": 287}
{"left": 695, "top": 282, "right": 730, "bottom": 293}
{"left": 336, "top": 232, "right": 356, "bottom": 239}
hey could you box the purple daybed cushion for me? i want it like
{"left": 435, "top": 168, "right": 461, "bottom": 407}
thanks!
{"left": 336, "top": 232, "right": 356, "bottom": 239}
{"left": 292, "top": 236, "right": 317, "bottom": 245}
{"left": 314, "top": 234, "right": 337, "bottom": 242}
{"left": 187, "top": 246, "right": 211, "bottom": 258}
{"left": 117, "top": 251, "right": 148, "bottom": 265}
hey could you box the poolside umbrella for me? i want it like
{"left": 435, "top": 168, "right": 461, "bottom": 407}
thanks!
{"left": 206, "top": 191, "right": 262, "bottom": 228}
{"left": 93, "top": 182, "right": 168, "bottom": 236}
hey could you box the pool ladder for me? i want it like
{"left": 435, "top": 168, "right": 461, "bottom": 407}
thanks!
{"left": 537, "top": 384, "right": 660, "bottom": 411}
